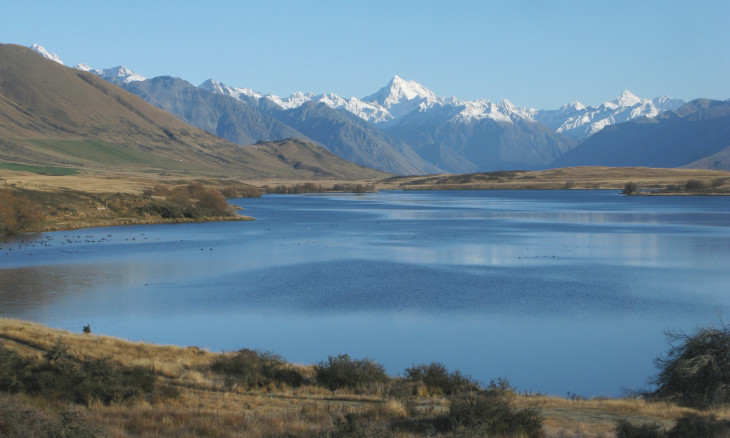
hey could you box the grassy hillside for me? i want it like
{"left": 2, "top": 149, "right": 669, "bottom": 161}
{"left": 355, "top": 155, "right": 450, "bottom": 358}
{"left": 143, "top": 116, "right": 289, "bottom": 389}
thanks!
{"left": 0, "top": 44, "right": 388, "bottom": 181}
{"left": 1, "top": 318, "right": 727, "bottom": 437}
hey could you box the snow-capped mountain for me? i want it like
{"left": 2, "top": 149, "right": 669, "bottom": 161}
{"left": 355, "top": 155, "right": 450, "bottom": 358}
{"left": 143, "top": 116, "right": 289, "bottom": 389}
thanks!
{"left": 53, "top": 40, "right": 698, "bottom": 173}
{"left": 27, "top": 44, "right": 685, "bottom": 143}
{"left": 534, "top": 90, "right": 686, "bottom": 140}
{"left": 30, "top": 44, "right": 63, "bottom": 65}
{"left": 202, "top": 74, "right": 683, "bottom": 141}
{"left": 75, "top": 64, "right": 146, "bottom": 84}
{"left": 200, "top": 79, "right": 393, "bottom": 123}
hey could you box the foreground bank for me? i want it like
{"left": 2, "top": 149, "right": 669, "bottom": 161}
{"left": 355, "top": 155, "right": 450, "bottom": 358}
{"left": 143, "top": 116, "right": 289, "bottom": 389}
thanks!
{"left": 1, "top": 318, "right": 728, "bottom": 437}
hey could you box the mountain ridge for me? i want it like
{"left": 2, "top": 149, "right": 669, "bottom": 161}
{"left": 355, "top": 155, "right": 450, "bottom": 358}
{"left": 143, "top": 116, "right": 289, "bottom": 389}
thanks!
{"left": 1, "top": 43, "right": 389, "bottom": 180}
{"left": 552, "top": 98, "right": 730, "bottom": 169}
{"left": 31, "top": 43, "right": 727, "bottom": 173}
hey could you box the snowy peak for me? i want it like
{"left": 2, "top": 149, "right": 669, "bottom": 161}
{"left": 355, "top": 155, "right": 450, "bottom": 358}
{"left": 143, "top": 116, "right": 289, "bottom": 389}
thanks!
{"left": 99, "top": 65, "right": 146, "bottom": 83}
{"left": 30, "top": 44, "right": 63, "bottom": 65}
{"left": 364, "top": 75, "right": 438, "bottom": 107}
{"left": 535, "top": 90, "right": 686, "bottom": 140}
{"left": 359, "top": 75, "right": 446, "bottom": 121}
{"left": 615, "top": 90, "right": 641, "bottom": 107}
{"left": 74, "top": 64, "right": 146, "bottom": 84}
{"left": 562, "top": 101, "right": 586, "bottom": 111}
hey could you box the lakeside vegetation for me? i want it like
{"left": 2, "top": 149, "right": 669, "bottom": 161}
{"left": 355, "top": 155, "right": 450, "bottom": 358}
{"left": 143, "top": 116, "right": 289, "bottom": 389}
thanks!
{"left": 622, "top": 178, "right": 730, "bottom": 195}
{"left": 0, "top": 181, "right": 256, "bottom": 236}
{"left": 1, "top": 319, "right": 729, "bottom": 437}
{"left": 263, "top": 182, "right": 376, "bottom": 194}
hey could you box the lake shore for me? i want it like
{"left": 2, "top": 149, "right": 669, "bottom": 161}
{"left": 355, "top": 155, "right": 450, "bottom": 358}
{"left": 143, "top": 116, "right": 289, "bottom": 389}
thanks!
{"left": 374, "top": 166, "right": 730, "bottom": 193}
{"left": 1, "top": 317, "right": 724, "bottom": 438}
{"left": 2, "top": 166, "right": 729, "bottom": 236}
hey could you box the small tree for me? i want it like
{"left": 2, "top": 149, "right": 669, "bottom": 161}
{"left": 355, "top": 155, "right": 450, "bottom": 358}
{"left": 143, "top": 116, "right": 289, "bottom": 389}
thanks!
{"left": 650, "top": 325, "right": 730, "bottom": 408}
{"left": 684, "top": 179, "right": 708, "bottom": 193}
{"left": 622, "top": 182, "right": 640, "bottom": 195}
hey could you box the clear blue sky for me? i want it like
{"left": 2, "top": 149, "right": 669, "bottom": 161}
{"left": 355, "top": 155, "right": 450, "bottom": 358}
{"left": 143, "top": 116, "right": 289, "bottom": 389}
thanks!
{"left": 2, "top": 0, "right": 728, "bottom": 108}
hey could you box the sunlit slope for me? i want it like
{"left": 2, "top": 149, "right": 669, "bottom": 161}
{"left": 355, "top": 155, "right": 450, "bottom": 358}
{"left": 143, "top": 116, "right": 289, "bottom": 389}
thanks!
{"left": 0, "top": 44, "right": 387, "bottom": 180}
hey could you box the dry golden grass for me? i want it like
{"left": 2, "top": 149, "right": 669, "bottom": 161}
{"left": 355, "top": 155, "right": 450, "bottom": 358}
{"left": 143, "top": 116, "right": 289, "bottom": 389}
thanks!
{"left": 379, "top": 166, "right": 730, "bottom": 192}
{"left": 2, "top": 318, "right": 729, "bottom": 437}
{"left": 6, "top": 166, "right": 728, "bottom": 197}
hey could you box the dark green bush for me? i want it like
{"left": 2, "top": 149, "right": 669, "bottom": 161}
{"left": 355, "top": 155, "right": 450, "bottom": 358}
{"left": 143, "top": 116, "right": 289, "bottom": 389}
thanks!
{"left": 622, "top": 182, "right": 640, "bottom": 195}
{"left": 447, "top": 381, "right": 543, "bottom": 437}
{"left": 650, "top": 324, "right": 730, "bottom": 408}
{"left": 615, "top": 420, "right": 664, "bottom": 438}
{"left": 314, "top": 354, "right": 389, "bottom": 391}
{"left": 210, "top": 348, "right": 304, "bottom": 388}
{"left": 616, "top": 414, "right": 730, "bottom": 438}
{"left": 0, "top": 346, "right": 32, "bottom": 393}
{"left": 667, "top": 413, "right": 730, "bottom": 438}
{"left": 404, "top": 362, "right": 480, "bottom": 395}
{"left": 0, "top": 343, "right": 161, "bottom": 406}
{"left": 684, "top": 179, "right": 708, "bottom": 193}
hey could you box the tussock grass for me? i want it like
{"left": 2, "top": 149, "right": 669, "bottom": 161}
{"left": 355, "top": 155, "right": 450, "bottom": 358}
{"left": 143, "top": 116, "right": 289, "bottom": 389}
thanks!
{"left": 1, "top": 318, "right": 729, "bottom": 437}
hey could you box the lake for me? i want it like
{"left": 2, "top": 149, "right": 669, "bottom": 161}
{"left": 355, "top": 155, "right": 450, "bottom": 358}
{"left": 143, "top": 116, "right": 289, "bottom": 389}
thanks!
{"left": 1, "top": 190, "right": 729, "bottom": 397}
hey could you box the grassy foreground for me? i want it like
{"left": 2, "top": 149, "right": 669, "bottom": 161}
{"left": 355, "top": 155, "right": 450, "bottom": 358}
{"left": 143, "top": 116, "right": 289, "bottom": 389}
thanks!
{"left": 1, "top": 319, "right": 727, "bottom": 437}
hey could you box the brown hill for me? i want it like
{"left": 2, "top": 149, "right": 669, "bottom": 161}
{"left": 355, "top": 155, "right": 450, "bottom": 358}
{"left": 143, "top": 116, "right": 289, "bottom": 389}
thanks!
{"left": 0, "top": 43, "right": 387, "bottom": 180}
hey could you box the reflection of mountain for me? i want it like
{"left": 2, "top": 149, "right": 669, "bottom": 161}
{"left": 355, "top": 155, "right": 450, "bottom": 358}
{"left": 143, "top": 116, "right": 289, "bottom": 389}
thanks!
{"left": 0, "top": 263, "right": 112, "bottom": 315}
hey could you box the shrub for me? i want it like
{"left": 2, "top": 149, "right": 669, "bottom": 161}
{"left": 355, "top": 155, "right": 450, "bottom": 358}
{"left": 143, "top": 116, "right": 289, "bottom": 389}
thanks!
{"left": 0, "top": 189, "right": 42, "bottom": 235}
{"left": 684, "top": 179, "right": 708, "bottom": 193}
{"left": 196, "top": 189, "right": 230, "bottom": 215}
{"left": 649, "top": 324, "right": 730, "bottom": 408}
{"left": 404, "top": 362, "right": 480, "bottom": 395}
{"left": 615, "top": 420, "right": 664, "bottom": 438}
{"left": 0, "top": 346, "right": 32, "bottom": 393}
{"left": 622, "top": 182, "right": 640, "bottom": 195}
{"left": 447, "top": 380, "right": 543, "bottom": 437}
{"left": 615, "top": 414, "right": 730, "bottom": 438}
{"left": 667, "top": 413, "right": 730, "bottom": 438}
{"left": 210, "top": 348, "right": 304, "bottom": 388}
{"left": 314, "top": 354, "right": 389, "bottom": 391}
{"left": 138, "top": 183, "right": 235, "bottom": 219}
{"left": 0, "top": 343, "right": 161, "bottom": 406}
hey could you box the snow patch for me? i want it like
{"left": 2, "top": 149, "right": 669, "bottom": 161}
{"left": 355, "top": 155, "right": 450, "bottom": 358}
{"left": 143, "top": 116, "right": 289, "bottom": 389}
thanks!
{"left": 30, "top": 44, "right": 63, "bottom": 65}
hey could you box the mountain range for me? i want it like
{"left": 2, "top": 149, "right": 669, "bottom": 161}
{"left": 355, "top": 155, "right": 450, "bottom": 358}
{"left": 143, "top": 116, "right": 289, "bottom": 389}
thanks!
{"left": 24, "top": 44, "right": 730, "bottom": 173}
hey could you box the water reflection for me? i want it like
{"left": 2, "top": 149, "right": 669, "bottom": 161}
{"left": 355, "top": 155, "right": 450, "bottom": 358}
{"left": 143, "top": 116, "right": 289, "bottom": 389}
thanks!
{"left": 1, "top": 190, "right": 729, "bottom": 397}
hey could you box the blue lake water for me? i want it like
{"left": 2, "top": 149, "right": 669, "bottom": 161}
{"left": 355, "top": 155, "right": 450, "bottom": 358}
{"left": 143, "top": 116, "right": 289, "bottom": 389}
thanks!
{"left": 1, "top": 190, "right": 729, "bottom": 397}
